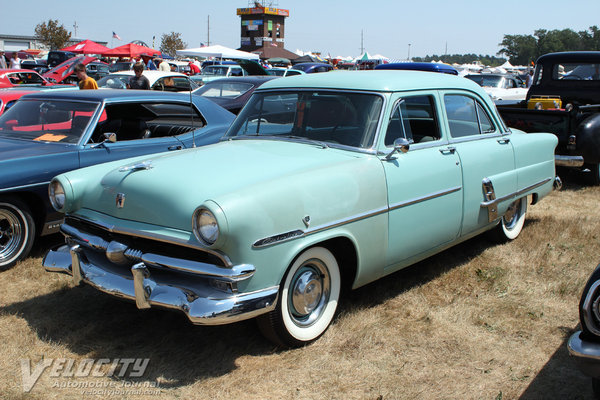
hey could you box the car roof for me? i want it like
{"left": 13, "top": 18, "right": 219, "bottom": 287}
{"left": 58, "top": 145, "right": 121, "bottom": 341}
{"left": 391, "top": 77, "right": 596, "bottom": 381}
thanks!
{"left": 200, "top": 76, "right": 278, "bottom": 85}
{"left": 537, "top": 51, "right": 600, "bottom": 63}
{"left": 375, "top": 62, "right": 458, "bottom": 75}
{"left": 105, "top": 70, "right": 188, "bottom": 85}
{"left": 19, "top": 89, "right": 199, "bottom": 103}
{"left": 258, "top": 70, "right": 485, "bottom": 94}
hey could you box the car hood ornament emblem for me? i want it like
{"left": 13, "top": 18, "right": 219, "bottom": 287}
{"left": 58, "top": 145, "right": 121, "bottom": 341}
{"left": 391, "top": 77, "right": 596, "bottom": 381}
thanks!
{"left": 119, "top": 160, "right": 154, "bottom": 172}
{"left": 116, "top": 193, "right": 125, "bottom": 208}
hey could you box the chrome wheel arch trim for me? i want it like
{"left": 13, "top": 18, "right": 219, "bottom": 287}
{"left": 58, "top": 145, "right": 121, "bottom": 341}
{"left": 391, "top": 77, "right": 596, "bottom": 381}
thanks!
{"left": 253, "top": 186, "right": 462, "bottom": 248}
{"left": 480, "top": 177, "right": 552, "bottom": 223}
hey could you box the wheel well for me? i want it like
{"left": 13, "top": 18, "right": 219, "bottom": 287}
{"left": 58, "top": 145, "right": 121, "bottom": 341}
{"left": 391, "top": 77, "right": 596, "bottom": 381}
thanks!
{"left": 0, "top": 192, "right": 46, "bottom": 236}
{"left": 318, "top": 237, "right": 358, "bottom": 293}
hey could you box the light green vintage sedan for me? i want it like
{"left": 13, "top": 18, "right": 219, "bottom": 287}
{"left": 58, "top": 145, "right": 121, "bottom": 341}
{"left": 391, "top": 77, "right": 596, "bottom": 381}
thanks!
{"left": 44, "top": 70, "right": 560, "bottom": 346}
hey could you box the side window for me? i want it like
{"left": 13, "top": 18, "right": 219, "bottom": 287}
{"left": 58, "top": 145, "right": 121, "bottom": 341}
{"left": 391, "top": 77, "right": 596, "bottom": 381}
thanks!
{"left": 385, "top": 95, "right": 440, "bottom": 146}
{"left": 444, "top": 94, "right": 496, "bottom": 138}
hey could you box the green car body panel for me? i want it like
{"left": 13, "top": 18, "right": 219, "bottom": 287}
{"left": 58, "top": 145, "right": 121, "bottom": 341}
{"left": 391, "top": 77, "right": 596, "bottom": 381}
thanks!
{"left": 45, "top": 71, "right": 558, "bottom": 341}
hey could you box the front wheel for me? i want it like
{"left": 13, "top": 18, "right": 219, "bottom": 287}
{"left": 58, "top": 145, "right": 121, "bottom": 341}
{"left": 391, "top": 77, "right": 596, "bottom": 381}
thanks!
{"left": 0, "top": 197, "right": 35, "bottom": 269}
{"left": 489, "top": 197, "right": 527, "bottom": 242}
{"left": 257, "top": 247, "right": 341, "bottom": 347}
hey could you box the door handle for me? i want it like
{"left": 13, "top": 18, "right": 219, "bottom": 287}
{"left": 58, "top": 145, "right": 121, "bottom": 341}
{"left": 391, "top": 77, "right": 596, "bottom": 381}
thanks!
{"left": 497, "top": 138, "right": 510, "bottom": 144}
{"left": 168, "top": 145, "right": 182, "bottom": 151}
{"left": 439, "top": 146, "right": 456, "bottom": 154}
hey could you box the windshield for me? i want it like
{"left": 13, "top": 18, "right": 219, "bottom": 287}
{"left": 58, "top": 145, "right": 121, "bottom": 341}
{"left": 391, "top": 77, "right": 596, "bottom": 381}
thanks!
{"left": 465, "top": 75, "right": 503, "bottom": 88}
{"left": 226, "top": 90, "right": 383, "bottom": 148}
{"left": 97, "top": 74, "right": 129, "bottom": 89}
{"left": 0, "top": 99, "right": 99, "bottom": 144}
{"left": 195, "top": 82, "right": 254, "bottom": 99}
{"left": 6, "top": 71, "right": 46, "bottom": 85}
{"left": 202, "top": 66, "right": 230, "bottom": 76}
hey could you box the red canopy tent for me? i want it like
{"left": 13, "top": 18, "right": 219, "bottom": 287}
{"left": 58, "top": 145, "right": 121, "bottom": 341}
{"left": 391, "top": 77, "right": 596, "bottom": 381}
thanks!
{"left": 62, "top": 40, "right": 110, "bottom": 54}
{"left": 102, "top": 43, "right": 161, "bottom": 58}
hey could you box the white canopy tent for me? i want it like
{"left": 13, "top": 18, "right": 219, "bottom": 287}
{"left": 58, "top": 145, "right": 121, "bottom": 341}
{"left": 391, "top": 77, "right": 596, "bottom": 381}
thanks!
{"left": 176, "top": 44, "right": 259, "bottom": 60}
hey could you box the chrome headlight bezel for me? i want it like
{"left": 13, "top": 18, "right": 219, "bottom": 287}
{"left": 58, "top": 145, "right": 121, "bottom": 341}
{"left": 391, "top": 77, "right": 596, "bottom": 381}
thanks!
{"left": 48, "top": 179, "right": 66, "bottom": 211}
{"left": 193, "top": 207, "right": 220, "bottom": 246}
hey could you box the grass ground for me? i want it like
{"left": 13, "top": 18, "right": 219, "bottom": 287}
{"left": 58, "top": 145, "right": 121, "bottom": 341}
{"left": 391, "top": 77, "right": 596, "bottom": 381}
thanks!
{"left": 1, "top": 171, "right": 598, "bottom": 399}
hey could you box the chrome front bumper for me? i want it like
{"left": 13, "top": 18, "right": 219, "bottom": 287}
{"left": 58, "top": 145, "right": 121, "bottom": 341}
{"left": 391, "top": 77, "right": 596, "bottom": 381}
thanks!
{"left": 555, "top": 155, "right": 584, "bottom": 167}
{"left": 44, "top": 242, "right": 278, "bottom": 325}
{"left": 567, "top": 331, "right": 600, "bottom": 378}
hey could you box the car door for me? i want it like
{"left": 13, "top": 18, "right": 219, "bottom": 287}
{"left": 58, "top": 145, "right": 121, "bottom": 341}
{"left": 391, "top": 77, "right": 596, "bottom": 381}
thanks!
{"left": 381, "top": 93, "right": 463, "bottom": 271}
{"left": 441, "top": 91, "right": 517, "bottom": 236}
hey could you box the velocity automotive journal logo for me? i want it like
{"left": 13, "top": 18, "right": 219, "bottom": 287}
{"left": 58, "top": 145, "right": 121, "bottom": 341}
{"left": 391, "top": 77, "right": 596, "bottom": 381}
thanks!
{"left": 20, "top": 357, "right": 151, "bottom": 393}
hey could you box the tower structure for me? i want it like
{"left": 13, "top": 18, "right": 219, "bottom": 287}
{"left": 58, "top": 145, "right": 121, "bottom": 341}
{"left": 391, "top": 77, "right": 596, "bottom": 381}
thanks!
{"left": 237, "top": 1, "right": 297, "bottom": 60}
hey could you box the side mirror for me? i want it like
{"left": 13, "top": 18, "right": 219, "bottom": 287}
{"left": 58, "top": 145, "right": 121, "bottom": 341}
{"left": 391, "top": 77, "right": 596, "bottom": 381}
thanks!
{"left": 385, "top": 137, "right": 410, "bottom": 160}
{"left": 104, "top": 132, "right": 117, "bottom": 143}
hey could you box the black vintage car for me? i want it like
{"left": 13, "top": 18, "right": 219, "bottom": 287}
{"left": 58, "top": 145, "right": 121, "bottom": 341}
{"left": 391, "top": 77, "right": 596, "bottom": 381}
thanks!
{"left": 498, "top": 52, "right": 600, "bottom": 184}
{"left": 568, "top": 264, "right": 600, "bottom": 398}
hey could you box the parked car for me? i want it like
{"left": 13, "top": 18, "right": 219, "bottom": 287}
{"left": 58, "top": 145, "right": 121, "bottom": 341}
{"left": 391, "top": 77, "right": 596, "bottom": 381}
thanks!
{"left": 20, "top": 59, "right": 49, "bottom": 74}
{"left": 169, "top": 61, "right": 191, "bottom": 75}
{"left": 47, "top": 50, "right": 76, "bottom": 69}
{"left": 43, "top": 70, "right": 559, "bottom": 346}
{"left": 290, "top": 62, "right": 334, "bottom": 74}
{"left": 42, "top": 55, "right": 97, "bottom": 85}
{"left": 268, "top": 67, "right": 305, "bottom": 77}
{"left": 108, "top": 61, "right": 133, "bottom": 73}
{"left": 498, "top": 52, "right": 600, "bottom": 184}
{"left": 568, "top": 263, "right": 600, "bottom": 398}
{"left": 0, "top": 69, "right": 63, "bottom": 89}
{"left": 0, "top": 86, "right": 78, "bottom": 115}
{"left": 191, "top": 60, "right": 269, "bottom": 86}
{"left": 192, "top": 76, "right": 278, "bottom": 114}
{"left": 86, "top": 61, "right": 110, "bottom": 81}
{"left": 97, "top": 71, "right": 199, "bottom": 92}
{"left": 464, "top": 74, "right": 528, "bottom": 101}
{"left": 0, "top": 89, "right": 234, "bottom": 268}
{"left": 375, "top": 62, "right": 458, "bottom": 75}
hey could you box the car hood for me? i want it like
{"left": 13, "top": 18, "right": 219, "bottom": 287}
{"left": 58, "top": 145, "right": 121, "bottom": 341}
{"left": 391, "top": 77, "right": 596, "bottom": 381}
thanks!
{"left": 43, "top": 56, "right": 96, "bottom": 83}
{"left": 0, "top": 137, "right": 74, "bottom": 160}
{"left": 67, "top": 139, "right": 384, "bottom": 233}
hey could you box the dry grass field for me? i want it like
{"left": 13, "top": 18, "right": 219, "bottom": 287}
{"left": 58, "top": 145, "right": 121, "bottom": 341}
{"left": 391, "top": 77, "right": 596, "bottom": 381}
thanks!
{"left": 1, "top": 170, "right": 599, "bottom": 400}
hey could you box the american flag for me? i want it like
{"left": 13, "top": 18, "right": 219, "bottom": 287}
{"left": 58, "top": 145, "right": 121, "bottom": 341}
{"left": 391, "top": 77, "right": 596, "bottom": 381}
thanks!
{"left": 112, "top": 31, "right": 122, "bottom": 40}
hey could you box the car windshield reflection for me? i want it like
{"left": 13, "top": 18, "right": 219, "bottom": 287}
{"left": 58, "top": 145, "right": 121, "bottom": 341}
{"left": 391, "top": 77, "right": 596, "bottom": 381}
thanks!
{"left": 226, "top": 91, "right": 383, "bottom": 148}
{"left": 0, "top": 99, "right": 99, "bottom": 144}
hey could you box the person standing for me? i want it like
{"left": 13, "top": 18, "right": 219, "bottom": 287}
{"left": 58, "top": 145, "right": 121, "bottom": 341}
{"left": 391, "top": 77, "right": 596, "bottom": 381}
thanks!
{"left": 158, "top": 58, "right": 170, "bottom": 72}
{"left": 127, "top": 62, "right": 150, "bottom": 89}
{"left": 188, "top": 60, "right": 200, "bottom": 75}
{"left": 0, "top": 51, "right": 7, "bottom": 69}
{"left": 75, "top": 63, "right": 98, "bottom": 89}
{"left": 526, "top": 69, "right": 534, "bottom": 88}
{"left": 9, "top": 52, "right": 21, "bottom": 69}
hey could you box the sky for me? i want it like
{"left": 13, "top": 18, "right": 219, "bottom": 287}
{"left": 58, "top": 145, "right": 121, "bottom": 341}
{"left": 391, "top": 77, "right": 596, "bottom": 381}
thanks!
{"left": 4, "top": 0, "right": 600, "bottom": 60}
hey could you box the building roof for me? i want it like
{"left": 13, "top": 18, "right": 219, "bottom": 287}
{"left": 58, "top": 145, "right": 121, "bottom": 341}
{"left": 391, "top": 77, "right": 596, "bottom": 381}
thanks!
{"left": 246, "top": 46, "right": 299, "bottom": 60}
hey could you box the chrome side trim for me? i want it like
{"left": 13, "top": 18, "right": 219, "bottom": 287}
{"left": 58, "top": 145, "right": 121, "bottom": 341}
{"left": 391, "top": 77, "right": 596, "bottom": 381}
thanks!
{"left": 66, "top": 215, "right": 233, "bottom": 267}
{"left": 388, "top": 186, "right": 462, "bottom": 212}
{"left": 0, "top": 181, "right": 50, "bottom": 193}
{"left": 253, "top": 186, "right": 462, "bottom": 248}
{"left": 480, "top": 177, "right": 552, "bottom": 223}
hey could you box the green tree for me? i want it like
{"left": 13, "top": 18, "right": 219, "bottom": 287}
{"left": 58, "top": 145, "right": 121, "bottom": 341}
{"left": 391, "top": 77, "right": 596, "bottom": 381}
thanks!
{"left": 34, "top": 19, "right": 71, "bottom": 50}
{"left": 498, "top": 34, "right": 537, "bottom": 65}
{"left": 579, "top": 26, "right": 600, "bottom": 51}
{"left": 160, "top": 32, "right": 187, "bottom": 58}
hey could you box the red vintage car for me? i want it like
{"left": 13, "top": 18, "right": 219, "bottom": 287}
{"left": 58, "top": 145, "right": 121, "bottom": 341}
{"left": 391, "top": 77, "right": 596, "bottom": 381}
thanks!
{"left": 0, "top": 69, "right": 57, "bottom": 89}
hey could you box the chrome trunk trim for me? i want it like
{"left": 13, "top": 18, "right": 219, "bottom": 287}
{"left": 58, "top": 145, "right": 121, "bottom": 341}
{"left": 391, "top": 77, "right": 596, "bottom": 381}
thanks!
{"left": 555, "top": 155, "right": 584, "bottom": 167}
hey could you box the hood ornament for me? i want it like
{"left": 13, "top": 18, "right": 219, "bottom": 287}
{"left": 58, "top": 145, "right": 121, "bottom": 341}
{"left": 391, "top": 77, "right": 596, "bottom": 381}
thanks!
{"left": 116, "top": 193, "right": 125, "bottom": 208}
{"left": 302, "top": 215, "right": 311, "bottom": 228}
{"left": 119, "top": 160, "right": 153, "bottom": 172}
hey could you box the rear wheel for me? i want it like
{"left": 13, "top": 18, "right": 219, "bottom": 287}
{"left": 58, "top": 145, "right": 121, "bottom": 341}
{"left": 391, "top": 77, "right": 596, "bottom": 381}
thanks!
{"left": 0, "top": 197, "right": 35, "bottom": 269}
{"left": 257, "top": 247, "right": 341, "bottom": 347}
{"left": 489, "top": 197, "right": 527, "bottom": 242}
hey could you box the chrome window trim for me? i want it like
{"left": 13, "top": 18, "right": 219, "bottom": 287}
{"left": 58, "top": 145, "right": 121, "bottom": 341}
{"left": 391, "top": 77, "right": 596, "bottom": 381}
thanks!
{"left": 66, "top": 215, "right": 233, "bottom": 267}
{"left": 253, "top": 186, "right": 462, "bottom": 248}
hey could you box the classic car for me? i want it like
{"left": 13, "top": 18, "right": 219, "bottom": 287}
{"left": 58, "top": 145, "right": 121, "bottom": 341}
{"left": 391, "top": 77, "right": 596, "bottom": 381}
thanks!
{"left": 568, "top": 263, "right": 600, "bottom": 398}
{"left": 97, "top": 71, "right": 199, "bottom": 92}
{"left": 0, "top": 69, "right": 64, "bottom": 89}
{"left": 0, "top": 89, "right": 234, "bottom": 268}
{"left": 0, "top": 86, "right": 77, "bottom": 116}
{"left": 86, "top": 61, "right": 110, "bottom": 81}
{"left": 191, "top": 60, "right": 268, "bottom": 86}
{"left": 268, "top": 67, "right": 305, "bottom": 77}
{"left": 43, "top": 70, "right": 559, "bottom": 347}
{"left": 375, "top": 62, "right": 459, "bottom": 75}
{"left": 192, "top": 76, "right": 279, "bottom": 114}
{"left": 290, "top": 62, "right": 334, "bottom": 74}
{"left": 465, "top": 74, "right": 528, "bottom": 101}
{"left": 47, "top": 51, "right": 76, "bottom": 69}
{"left": 108, "top": 61, "right": 133, "bottom": 73}
{"left": 497, "top": 52, "right": 600, "bottom": 184}
{"left": 42, "top": 55, "right": 97, "bottom": 85}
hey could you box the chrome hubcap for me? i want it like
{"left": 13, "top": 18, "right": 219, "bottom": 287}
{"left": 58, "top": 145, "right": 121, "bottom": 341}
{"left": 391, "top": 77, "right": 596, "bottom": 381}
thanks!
{"left": 503, "top": 199, "right": 522, "bottom": 230}
{"left": 288, "top": 259, "right": 330, "bottom": 327}
{"left": 0, "top": 208, "right": 23, "bottom": 262}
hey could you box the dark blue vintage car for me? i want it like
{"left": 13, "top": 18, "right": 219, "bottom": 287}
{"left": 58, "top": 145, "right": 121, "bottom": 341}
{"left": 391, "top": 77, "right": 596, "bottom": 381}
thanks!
{"left": 375, "top": 62, "right": 459, "bottom": 75}
{"left": 290, "top": 62, "right": 334, "bottom": 74}
{"left": 0, "top": 89, "right": 235, "bottom": 268}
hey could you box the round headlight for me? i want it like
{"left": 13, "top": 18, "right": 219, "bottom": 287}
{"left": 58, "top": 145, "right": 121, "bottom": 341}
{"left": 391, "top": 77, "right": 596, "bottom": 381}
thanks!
{"left": 49, "top": 180, "right": 66, "bottom": 211}
{"left": 194, "top": 208, "right": 219, "bottom": 245}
